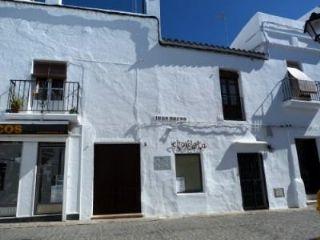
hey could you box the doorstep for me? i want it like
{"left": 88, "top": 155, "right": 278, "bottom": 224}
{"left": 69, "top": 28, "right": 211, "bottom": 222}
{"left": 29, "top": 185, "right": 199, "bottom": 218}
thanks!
{"left": 91, "top": 213, "right": 143, "bottom": 220}
{"left": 307, "top": 200, "right": 317, "bottom": 206}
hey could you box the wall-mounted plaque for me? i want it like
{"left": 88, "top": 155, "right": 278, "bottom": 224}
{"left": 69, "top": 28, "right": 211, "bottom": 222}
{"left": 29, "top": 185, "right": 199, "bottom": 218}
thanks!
{"left": 153, "top": 115, "right": 187, "bottom": 123}
{"left": 154, "top": 156, "right": 171, "bottom": 171}
{"left": 274, "top": 188, "right": 285, "bottom": 198}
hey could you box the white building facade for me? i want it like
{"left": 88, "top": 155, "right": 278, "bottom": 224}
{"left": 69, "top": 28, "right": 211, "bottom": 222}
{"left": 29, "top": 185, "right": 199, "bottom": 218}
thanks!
{"left": 0, "top": 0, "right": 319, "bottom": 221}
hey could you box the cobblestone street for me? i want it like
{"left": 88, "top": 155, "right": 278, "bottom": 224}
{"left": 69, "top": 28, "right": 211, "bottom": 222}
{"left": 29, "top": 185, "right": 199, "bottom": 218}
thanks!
{"left": 0, "top": 208, "right": 319, "bottom": 240}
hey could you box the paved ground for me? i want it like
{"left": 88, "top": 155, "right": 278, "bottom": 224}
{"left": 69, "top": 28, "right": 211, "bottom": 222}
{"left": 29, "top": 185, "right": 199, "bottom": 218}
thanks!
{"left": 0, "top": 208, "right": 320, "bottom": 240}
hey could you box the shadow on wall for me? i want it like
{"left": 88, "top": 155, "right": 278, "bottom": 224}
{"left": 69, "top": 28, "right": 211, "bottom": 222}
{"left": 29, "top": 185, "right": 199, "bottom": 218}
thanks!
{"left": 216, "top": 144, "right": 238, "bottom": 171}
{"left": 2, "top": 6, "right": 265, "bottom": 74}
{"left": 0, "top": 6, "right": 150, "bottom": 63}
{"left": 124, "top": 122, "right": 248, "bottom": 143}
{"left": 216, "top": 143, "right": 268, "bottom": 171}
{"left": 0, "top": 89, "right": 9, "bottom": 114}
{"left": 251, "top": 79, "right": 318, "bottom": 130}
{"left": 130, "top": 44, "right": 265, "bottom": 72}
{"left": 266, "top": 32, "right": 320, "bottom": 65}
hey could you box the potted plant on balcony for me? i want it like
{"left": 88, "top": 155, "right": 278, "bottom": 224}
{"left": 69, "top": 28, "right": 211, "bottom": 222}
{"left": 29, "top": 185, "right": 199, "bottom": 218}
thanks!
{"left": 69, "top": 107, "right": 78, "bottom": 114}
{"left": 10, "top": 96, "right": 24, "bottom": 113}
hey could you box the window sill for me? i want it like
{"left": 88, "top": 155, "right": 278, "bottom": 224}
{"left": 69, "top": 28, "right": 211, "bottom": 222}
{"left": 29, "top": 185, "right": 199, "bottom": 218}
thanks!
{"left": 3, "top": 112, "right": 79, "bottom": 123}
{"left": 176, "top": 192, "right": 206, "bottom": 197}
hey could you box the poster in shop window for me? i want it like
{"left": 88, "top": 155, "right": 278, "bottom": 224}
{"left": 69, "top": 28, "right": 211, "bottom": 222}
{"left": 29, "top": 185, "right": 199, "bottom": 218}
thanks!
{"left": 176, "top": 177, "right": 186, "bottom": 193}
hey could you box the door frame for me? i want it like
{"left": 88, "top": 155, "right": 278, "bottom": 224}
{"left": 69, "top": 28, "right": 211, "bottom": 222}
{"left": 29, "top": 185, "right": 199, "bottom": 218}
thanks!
{"left": 237, "top": 152, "right": 269, "bottom": 211}
{"left": 92, "top": 142, "right": 142, "bottom": 216}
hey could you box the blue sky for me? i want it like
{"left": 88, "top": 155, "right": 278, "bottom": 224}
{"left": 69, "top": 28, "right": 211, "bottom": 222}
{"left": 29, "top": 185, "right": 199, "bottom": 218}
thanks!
{"left": 56, "top": 0, "right": 319, "bottom": 46}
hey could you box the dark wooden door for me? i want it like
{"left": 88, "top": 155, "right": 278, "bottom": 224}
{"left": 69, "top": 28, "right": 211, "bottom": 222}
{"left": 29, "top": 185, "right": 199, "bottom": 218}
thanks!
{"left": 93, "top": 144, "right": 141, "bottom": 215}
{"left": 238, "top": 153, "right": 269, "bottom": 210}
{"left": 295, "top": 139, "right": 320, "bottom": 195}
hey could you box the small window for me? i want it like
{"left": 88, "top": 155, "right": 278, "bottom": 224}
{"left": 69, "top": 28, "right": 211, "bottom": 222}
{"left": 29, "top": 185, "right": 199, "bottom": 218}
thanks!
{"left": 219, "top": 70, "right": 245, "bottom": 121}
{"left": 175, "top": 154, "right": 203, "bottom": 193}
{"left": 286, "top": 61, "right": 302, "bottom": 70}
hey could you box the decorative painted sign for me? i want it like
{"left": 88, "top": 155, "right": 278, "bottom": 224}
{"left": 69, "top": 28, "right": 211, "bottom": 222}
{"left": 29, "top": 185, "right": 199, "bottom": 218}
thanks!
{"left": 171, "top": 140, "right": 207, "bottom": 152}
{"left": 154, "top": 115, "right": 187, "bottom": 123}
{"left": 154, "top": 156, "right": 171, "bottom": 171}
{"left": 0, "top": 124, "right": 68, "bottom": 135}
{"left": 273, "top": 188, "right": 285, "bottom": 198}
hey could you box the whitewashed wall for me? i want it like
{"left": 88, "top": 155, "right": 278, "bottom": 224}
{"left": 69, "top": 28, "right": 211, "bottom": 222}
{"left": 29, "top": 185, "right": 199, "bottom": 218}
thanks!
{"left": 0, "top": 1, "right": 318, "bottom": 220}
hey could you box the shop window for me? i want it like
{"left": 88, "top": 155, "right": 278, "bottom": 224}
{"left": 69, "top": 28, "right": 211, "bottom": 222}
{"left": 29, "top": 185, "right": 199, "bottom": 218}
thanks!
{"left": 0, "top": 142, "right": 22, "bottom": 217}
{"left": 0, "top": 163, "right": 6, "bottom": 191}
{"left": 175, "top": 154, "right": 203, "bottom": 193}
{"left": 219, "top": 70, "right": 245, "bottom": 121}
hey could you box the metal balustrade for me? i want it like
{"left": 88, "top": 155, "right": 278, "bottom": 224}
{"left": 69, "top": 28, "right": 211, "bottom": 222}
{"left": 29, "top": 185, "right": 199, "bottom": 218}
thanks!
{"left": 7, "top": 80, "right": 80, "bottom": 113}
{"left": 282, "top": 77, "right": 320, "bottom": 102}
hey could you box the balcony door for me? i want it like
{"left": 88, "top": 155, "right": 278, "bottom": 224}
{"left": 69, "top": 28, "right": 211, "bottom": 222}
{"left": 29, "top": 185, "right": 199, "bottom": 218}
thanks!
{"left": 32, "top": 61, "right": 66, "bottom": 112}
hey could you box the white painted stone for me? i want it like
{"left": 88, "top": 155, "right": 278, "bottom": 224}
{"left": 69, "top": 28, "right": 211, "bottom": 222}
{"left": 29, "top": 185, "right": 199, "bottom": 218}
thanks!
{"left": 0, "top": 1, "right": 319, "bottom": 221}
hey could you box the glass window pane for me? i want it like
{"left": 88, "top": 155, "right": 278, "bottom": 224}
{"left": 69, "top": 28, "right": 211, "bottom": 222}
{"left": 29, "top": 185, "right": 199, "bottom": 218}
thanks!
{"left": 175, "top": 154, "right": 203, "bottom": 193}
{"left": 0, "top": 142, "right": 22, "bottom": 217}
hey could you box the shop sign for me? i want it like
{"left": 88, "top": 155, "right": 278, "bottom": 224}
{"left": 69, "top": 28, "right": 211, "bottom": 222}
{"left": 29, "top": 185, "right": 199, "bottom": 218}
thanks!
{"left": 171, "top": 140, "right": 207, "bottom": 152}
{"left": 0, "top": 124, "right": 68, "bottom": 135}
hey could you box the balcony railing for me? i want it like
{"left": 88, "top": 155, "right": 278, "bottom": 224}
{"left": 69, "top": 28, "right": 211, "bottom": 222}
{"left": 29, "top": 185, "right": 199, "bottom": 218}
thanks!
{"left": 7, "top": 80, "right": 80, "bottom": 113}
{"left": 282, "top": 77, "right": 320, "bottom": 102}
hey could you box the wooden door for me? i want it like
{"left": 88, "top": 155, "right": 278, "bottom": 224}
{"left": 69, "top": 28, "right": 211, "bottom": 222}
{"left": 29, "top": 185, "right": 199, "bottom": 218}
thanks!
{"left": 93, "top": 144, "right": 141, "bottom": 215}
{"left": 238, "top": 153, "right": 269, "bottom": 210}
{"left": 296, "top": 139, "right": 320, "bottom": 195}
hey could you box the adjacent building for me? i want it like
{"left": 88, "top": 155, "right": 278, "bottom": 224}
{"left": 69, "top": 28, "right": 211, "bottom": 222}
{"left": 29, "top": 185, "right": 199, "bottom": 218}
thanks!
{"left": 0, "top": 0, "right": 319, "bottom": 221}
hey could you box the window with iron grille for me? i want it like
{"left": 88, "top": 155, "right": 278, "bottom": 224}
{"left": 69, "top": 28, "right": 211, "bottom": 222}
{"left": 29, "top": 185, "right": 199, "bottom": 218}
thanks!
{"left": 219, "top": 70, "right": 245, "bottom": 121}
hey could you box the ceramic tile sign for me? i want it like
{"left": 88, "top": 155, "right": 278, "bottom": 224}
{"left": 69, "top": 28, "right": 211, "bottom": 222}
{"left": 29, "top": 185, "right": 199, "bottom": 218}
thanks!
{"left": 153, "top": 115, "right": 187, "bottom": 123}
{"left": 154, "top": 156, "right": 171, "bottom": 171}
{"left": 273, "top": 188, "right": 285, "bottom": 198}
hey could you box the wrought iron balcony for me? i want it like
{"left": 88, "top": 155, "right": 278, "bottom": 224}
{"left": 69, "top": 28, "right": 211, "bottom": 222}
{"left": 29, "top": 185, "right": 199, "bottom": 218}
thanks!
{"left": 282, "top": 77, "right": 320, "bottom": 102}
{"left": 7, "top": 80, "right": 80, "bottom": 113}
